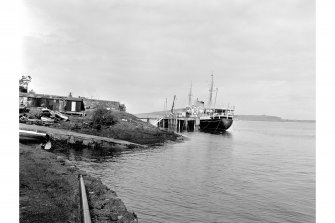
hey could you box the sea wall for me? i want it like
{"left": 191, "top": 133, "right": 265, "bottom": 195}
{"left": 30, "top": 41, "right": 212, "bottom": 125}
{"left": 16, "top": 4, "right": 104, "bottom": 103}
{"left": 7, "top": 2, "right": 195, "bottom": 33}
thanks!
{"left": 83, "top": 98, "right": 126, "bottom": 112}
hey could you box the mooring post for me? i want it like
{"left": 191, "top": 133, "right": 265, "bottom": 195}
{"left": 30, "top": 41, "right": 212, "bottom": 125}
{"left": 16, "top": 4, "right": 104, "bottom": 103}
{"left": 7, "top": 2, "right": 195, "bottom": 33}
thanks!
{"left": 79, "top": 175, "right": 92, "bottom": 223}
{"left": 185, "top": 118, "right": 188, "bottom": 131}
{"left": 173, "top": 118, "right": 175, "bottom": 132}
{"left": 168, "top": 118, "right": 170, "bottom": 130}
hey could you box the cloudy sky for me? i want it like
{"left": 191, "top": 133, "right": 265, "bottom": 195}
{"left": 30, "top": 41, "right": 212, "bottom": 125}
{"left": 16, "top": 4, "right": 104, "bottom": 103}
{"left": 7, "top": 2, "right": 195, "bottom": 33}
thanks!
{"left": 22, "top": 0, "right": 315, "bottom": 119}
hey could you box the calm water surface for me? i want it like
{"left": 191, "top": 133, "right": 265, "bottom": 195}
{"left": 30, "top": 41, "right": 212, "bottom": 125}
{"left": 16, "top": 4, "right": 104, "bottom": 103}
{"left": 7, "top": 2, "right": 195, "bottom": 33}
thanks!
{"left": 67, "top": 121, "right": 315, "bottom": 223}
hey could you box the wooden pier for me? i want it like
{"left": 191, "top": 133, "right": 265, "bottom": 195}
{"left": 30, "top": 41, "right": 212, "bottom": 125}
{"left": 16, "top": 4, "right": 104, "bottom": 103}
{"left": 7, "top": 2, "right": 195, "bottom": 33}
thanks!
{"left": 137, "top": 114, "right": 199, "bottom": 132}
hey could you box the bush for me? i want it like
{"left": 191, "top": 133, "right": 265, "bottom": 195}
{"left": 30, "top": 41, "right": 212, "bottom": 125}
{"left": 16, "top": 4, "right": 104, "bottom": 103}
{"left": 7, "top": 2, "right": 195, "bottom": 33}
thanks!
{"left": 27, "top": 107, "right": 43, "bottom": 119}
{"left": 91, "top": 108, "right": 118, "bottom": 126}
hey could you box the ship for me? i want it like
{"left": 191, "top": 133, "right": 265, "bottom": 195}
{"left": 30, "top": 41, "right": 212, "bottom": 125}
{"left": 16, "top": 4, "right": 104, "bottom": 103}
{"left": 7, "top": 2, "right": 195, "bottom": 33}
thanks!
{"left": 199, "top": 108, "right": 234, "bottom": 132}
{"left": 197, "top": 74, "right": 234, "bottom": 132}
{"left": 152, "top": 74, "right": 234, "bottom": 133}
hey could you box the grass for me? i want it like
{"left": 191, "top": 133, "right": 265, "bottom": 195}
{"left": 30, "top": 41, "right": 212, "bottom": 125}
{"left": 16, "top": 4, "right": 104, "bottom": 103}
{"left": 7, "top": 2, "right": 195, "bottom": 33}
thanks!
{"left": 20, "top": 143, "right": 138, "bottom": 222}
{"left": 52, "top": 108, "right": 180, "bottom": 145}
{"left": 19, "top": 145, "right": 80, "bottom": 223}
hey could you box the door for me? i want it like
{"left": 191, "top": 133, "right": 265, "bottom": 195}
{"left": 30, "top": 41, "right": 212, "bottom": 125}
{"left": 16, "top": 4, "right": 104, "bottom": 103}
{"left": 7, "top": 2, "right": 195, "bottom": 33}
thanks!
{"left": 54, "top": 99, "right": 59, "bottom": 111}
{"left": 71, "top": 101, "right": 76, "bottom": 111}
{"left": 76, "top": 101, "right": 81, "bottom": 111}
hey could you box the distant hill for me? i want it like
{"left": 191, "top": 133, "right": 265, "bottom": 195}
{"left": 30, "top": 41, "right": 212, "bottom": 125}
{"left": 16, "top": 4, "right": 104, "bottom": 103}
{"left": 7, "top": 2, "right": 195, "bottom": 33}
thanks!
{"left": 136, "top": 110, "right": 315, "bottom": 123}
{"left": 235, "top": 115, "right": 283, "bottom": 122}
{"left": 235, "top": 115, "right": 315, "bottom": 123}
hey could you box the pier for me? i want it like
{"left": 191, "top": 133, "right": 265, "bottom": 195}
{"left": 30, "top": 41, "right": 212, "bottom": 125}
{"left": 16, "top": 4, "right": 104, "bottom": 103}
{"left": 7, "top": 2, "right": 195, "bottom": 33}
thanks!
{"left": 136, "top": 114, "right": 199, "bottom": 132}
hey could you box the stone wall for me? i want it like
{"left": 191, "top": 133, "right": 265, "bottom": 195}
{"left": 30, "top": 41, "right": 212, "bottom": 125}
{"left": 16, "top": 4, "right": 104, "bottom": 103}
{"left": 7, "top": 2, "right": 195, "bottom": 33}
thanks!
{"left": 83, "top": 98, "right": 126, "bottom": 111}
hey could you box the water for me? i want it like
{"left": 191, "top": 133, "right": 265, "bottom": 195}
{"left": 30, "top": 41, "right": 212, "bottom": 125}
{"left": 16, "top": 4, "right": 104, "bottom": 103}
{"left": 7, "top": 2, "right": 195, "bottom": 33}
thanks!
{"left": 66, "top": 121, "right": 315, "bottom": 223}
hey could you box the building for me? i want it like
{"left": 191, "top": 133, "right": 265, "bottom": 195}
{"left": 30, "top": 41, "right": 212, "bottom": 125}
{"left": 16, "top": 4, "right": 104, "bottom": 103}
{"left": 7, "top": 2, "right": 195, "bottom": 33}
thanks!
{"left": 19, "top": 92, "right": 126, "bottom": 114}
{"left": 19, "top": 92, "right": 85, "bottom": 115}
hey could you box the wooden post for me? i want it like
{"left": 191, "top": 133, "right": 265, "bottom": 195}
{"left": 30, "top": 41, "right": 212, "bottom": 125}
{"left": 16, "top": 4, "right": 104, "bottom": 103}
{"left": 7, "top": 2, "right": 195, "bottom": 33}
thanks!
{"left": 185, "top": 118, "right": 188, "bottom": 131}
{"left": 169, "top": 118, "right": 171, "bottom": 131}
{"left": 176, "top": 118, "right": 178, "bottom": 130}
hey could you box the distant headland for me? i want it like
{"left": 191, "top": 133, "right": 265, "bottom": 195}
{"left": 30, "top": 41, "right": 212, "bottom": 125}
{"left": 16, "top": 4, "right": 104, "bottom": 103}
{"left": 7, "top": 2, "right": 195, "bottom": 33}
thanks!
{"left": 136, "top": 110, "right": 315, "bottom": 123}
{"left": 235, "top": 115, "right": 315, "bottom": 123}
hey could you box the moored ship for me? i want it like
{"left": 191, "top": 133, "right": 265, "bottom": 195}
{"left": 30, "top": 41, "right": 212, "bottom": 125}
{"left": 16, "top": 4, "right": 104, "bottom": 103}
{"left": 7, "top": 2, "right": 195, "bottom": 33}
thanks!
{"left": 151, "top": 74, "right": 234, "bottom": 133}
{"left": 199, "top": 108, "right": 234, "bottom": 132}
{"left": 198, "top": 74, "right": 234, "bottom": 132}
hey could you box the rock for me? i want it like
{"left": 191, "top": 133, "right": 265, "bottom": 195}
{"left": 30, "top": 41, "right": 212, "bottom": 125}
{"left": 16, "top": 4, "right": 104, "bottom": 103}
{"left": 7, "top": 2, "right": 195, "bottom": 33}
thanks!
{"left": 64, "top": 160, "right": 72, "bottom": 166}
{"left": 82, "top": 139, "right": 93, "bottom": 146}
{"left": 56, "top": 156, "right": 65, "bottom": 162}
{"left": 68, "top": 136, "right": 75, "bottom": 144}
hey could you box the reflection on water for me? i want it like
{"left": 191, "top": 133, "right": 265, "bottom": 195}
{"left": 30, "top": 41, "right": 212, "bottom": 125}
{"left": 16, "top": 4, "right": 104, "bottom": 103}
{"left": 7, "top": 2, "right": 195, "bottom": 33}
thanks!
{"left": 199, "top": 129, "right": 233, "bottom": 138}
{"left": 64, "top": 121, "right": 315, "bottom": 223}
{"left": 67, "top": 148, "right": 115, "bottom": 162}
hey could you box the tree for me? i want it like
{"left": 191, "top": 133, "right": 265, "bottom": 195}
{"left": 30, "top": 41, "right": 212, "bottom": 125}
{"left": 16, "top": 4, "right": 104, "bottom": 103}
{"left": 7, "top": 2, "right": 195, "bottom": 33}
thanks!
{"left": 19, "top": 75, "right": 32, "bottom": 93}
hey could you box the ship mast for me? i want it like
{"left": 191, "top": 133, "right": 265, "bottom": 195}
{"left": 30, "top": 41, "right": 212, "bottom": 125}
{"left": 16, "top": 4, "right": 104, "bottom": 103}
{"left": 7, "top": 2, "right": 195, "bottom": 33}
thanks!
{"left": 188, "top": 81, "right": 193, "bottom": 106}
{"left": 208, "top": 73, "right": 214, "bottom": 108}
{"left": 214, "top": 88, "right": 218, "bottom": 107}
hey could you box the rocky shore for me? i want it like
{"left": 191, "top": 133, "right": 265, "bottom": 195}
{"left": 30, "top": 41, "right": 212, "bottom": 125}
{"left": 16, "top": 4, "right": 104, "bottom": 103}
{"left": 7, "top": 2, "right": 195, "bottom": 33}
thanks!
{"left": 20, "top": 143, "right": 138, "bottom": 223}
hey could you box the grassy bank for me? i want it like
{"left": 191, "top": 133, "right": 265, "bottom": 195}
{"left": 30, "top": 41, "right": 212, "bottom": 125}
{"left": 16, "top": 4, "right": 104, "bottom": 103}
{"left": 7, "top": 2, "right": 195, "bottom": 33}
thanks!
{"left": 19, "top": 109, "right": 181, "bottom": 222}
{"left": 19, "top": 143, "right": 138, "bottom": 223}
{"left": 50, "top": 109, "right": 180, "bottom": 145}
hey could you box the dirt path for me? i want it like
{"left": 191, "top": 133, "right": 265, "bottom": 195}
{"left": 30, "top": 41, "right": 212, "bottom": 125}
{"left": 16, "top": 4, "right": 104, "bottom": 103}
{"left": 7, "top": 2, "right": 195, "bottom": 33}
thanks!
{"left": 20, "top": 123, "right": 145, "bottom": 148}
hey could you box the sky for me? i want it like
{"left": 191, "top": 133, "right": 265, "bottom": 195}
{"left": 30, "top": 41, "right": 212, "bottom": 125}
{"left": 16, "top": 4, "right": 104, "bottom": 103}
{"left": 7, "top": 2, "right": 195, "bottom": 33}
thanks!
{"left": 21, "top": 0, "right": 315, "bottom": 120}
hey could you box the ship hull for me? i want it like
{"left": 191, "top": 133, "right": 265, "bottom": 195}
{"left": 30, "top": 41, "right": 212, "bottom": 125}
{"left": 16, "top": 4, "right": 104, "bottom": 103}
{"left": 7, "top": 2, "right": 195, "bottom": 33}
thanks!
{"left": 199, "top": 118, "right": 233, "bottom": 132}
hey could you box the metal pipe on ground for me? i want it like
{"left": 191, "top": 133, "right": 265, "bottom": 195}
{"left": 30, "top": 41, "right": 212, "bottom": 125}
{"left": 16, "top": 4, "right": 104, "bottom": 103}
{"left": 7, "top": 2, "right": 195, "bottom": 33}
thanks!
{"left": 79, "top": 175, "right": 92, "bottom": 223}
{"left": 19, "top": 130, "right": 52, "bottom": 150}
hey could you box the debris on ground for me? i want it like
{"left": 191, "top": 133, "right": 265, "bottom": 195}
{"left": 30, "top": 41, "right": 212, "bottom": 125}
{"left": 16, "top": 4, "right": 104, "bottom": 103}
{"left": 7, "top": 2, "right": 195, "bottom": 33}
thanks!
{"left": 19, "top": 107, "right": 69, "bottom": 126}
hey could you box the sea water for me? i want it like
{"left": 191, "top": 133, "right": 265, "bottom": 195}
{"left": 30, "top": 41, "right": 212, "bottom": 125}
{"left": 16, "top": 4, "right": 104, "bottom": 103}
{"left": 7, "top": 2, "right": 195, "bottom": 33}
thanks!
{"left": 68, "top": 120, "right": 315, "bottom": 223}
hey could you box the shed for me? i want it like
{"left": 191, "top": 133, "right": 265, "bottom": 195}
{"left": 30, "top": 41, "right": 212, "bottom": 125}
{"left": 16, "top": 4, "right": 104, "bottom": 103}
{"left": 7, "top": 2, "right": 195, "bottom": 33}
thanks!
{"left": 19, "top": 92, "right": 85, "bottom": 114}
{"left": 64, "top": 97, "right": 85, "bottom": 112}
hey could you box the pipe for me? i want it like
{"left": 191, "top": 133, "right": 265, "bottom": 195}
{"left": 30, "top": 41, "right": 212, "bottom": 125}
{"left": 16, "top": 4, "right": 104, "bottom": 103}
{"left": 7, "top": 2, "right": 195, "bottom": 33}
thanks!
{"left": 19, "top": 130, "right": 52, "bottom": 150}
{"left": 19, "top": 130, "right": 47, "bottom": 137}
{"left": 79, "top": 175, "right": 92, "bottom": 223}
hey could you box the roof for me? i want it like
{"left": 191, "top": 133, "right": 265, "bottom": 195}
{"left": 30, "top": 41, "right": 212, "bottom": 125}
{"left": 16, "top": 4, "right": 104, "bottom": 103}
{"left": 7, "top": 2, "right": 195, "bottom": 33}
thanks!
{"left": 19, "top": 92, "right": 83, "bottom": 101}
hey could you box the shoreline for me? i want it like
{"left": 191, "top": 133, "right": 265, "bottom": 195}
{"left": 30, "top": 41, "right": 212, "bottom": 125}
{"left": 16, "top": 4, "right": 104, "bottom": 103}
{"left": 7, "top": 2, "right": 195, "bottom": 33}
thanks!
{"left": 20, "top": 142, "right": 138, "bottom": 223}
{"left": 19, "top": 109, "right": 184, "bottom": 222}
